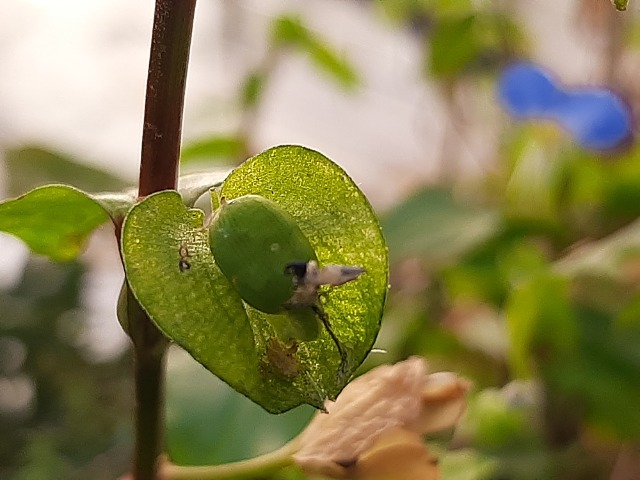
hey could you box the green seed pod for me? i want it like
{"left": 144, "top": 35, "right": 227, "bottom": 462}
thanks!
{"left": 209, "top": 194, "right": 317, "bottom": 315}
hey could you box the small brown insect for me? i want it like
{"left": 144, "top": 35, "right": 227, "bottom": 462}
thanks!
{"left": 265, "top": 338, "right": 300, "bottom": 378}
{"left": 179, "top": 242, "right": 191, "bottom": 272}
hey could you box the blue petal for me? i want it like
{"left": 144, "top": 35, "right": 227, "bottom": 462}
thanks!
{"left": 549, "top": 90, "right": 632, "bottom": 150}
{"left": 498, "top": 62, "right": 564, "bottom": 117}
{"left": 497, "top": 61, "right": 633, "bottom": 150}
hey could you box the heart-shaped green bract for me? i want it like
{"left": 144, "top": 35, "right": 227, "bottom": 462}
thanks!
{"left": 121, "top": 145, "right": 388, "bottom": 412}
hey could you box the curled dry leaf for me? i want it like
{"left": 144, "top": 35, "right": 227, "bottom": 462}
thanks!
{"left": 293, "top": 357, "right": 471, "bottom": 478}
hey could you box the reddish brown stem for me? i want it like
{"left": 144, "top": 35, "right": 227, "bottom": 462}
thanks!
{"left": 139, "top": 0, "right": 197, "bottom": 197}
{"left": 132, "top": 1, "right": 196, "bottom": 479}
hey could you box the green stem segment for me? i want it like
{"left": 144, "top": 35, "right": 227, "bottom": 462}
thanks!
{"left": 162, "top": 440, "right": 299, "bottom": 480}
{"left": 132, "top": 1, "right": 196, "bottom": 479}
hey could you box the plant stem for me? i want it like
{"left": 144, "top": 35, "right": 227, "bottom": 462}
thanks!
{"left": 132, "top": 323, "right": 168, "bottom": 480}
{"left": 139, "top": 0, "right": 197, "bottom": 197}
{"left": 132, "top": 1, "right": 196, "bottom": 479}
{"left": 162, "top": 440, "right": 299, "bottom": 480}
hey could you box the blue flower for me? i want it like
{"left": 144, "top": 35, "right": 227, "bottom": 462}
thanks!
{"left": 498, "top": 62, "right": 633, "bottom": 150}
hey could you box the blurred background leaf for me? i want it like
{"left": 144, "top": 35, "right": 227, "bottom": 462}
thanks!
{"left": 165, "top": 348, "right": 314, "bottom": 466}
{"left": 0, "top": 258, "right": 131, "bottom": 480}
{"left": 3, "top": 147, "right": 127, "bottom": 198}
{"left": 271, "top": 16, "right": 360, "bottom": 90}
{"left": 382, "top": 187, "right": 501, "bottom": 266}
{"left": 180, "top": 136, "right": 246, "bottom": 166}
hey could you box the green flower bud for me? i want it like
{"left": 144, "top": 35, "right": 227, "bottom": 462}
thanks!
{"left": 208, "top": 194, "right": 317, "bottom": 315}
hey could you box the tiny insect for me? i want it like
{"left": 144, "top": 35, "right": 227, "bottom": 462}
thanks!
{"left": 264, "top": 337, "right": 300, "bottom": 379}
{"left": 284, "top": 260, "right": 365, "bottom": 307}
{"left": 284, "top": 260, "right": 365, "bottom": 373}
{"left": 178, "top": 242, "right": 191, "bottom": 272}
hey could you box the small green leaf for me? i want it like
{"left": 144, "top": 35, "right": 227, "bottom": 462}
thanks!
{"left": 180, "top": 137, "right": 246, "bottom": 165}
{"left": 0, "top": 185, "right": 109, "bottom": 261}
{"left": 92, "top": 191, "right": 137, "bottom": 223}
{"left": 271, "top": 16, "right": 360, "bottom": 89}
{"left": 429, "top": 15, "right": 482, "bottom": 77}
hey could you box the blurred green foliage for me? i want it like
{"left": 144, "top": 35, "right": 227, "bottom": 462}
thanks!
{"left": 181, "top": 13, "right": 360, "bottom": 168}
{"left": 378, "top": 144, "right": 640, "bottom": 478}
{"left": 379, "top": 140, "right": 640, "bottom": 477}
{"left": 0, "top": 259, "right": 132, "bottom": 480}
{"left": 271, "top": 16, "right": 360, "bottom": 89}
{"left": 3, "top": 147, "right": 127, "bottom": 198}
{"left": 166, "top": 348, "right": 314, "bottom": 466}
